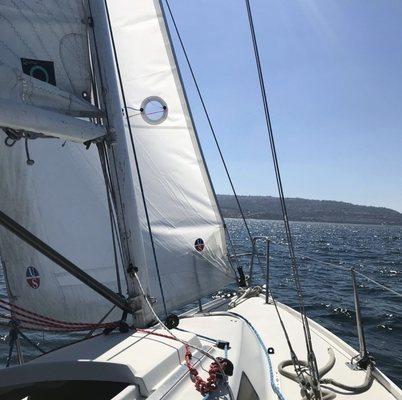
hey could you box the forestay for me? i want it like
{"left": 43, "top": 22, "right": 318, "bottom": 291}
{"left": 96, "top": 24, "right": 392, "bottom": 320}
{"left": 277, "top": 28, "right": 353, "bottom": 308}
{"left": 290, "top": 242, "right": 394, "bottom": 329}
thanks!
{"left": 106, "top": 0, "right": 236, "bottom": 314}
{"left": 0, "top": 0, "right": 124, "bottom": 324}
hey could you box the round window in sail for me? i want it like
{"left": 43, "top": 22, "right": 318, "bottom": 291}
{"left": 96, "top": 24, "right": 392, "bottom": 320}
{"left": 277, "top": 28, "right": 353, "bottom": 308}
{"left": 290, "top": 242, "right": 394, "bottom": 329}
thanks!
{"left": 140, "top": 96, "right": 168, "bottom": 125}
{"left": 30, "top": 65, "right": 50, "bottom": 83}
{"left": 194, "top": 238, "right": 205, "bottom": 252}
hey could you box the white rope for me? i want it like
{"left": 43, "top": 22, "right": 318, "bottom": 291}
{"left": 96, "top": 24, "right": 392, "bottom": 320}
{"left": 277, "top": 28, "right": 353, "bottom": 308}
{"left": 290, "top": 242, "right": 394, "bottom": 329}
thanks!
{"left": 133, "top": 273, "right": 235, "bottom": 399}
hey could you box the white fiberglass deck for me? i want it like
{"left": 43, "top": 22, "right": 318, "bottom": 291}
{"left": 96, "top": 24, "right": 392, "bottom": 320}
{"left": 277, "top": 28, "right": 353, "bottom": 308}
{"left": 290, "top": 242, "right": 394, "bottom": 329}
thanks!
{"left": 0, "top": 296, "right": 400, "bottom": 399}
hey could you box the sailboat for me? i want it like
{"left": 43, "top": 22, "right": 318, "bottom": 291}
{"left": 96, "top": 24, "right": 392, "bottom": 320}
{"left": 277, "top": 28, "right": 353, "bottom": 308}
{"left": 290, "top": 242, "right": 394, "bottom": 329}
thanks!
{"left": 0, "top": 1, "right": 400, "bottom": 399}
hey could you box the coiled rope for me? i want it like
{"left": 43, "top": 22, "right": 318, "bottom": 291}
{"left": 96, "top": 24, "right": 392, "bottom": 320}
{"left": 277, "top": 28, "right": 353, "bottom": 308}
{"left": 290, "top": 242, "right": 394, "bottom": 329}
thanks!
{"left": 137, "top": 328, "right": 229, "bottom": 397}
{"left": 133, "top": 273, "right": 235, "bottom": 399}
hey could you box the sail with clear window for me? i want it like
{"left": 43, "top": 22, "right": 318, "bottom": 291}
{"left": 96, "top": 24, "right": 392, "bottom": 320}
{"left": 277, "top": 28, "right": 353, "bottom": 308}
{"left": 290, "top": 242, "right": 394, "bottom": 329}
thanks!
{"left": 106, "top": 0, "right": 236, "bottom": 314}
{"left": 0, "top": 0, "right": 236, "bottom": 327}
{"left": 0, "top": 0, "right": 123, "bottom": 325}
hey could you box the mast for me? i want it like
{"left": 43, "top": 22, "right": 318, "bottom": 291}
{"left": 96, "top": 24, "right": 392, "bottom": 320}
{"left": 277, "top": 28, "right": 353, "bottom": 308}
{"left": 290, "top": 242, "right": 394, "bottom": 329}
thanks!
{"left": 88, "top": 1, "right": 153, "bottom": 327}
{"left": 96, "top": 0, "right": 236, "bottom": 315}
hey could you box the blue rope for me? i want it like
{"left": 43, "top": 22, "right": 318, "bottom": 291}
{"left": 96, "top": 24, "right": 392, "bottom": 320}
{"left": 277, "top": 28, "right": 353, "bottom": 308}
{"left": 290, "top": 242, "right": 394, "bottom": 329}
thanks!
{"left": 226, "top": 311, "right": 287, "bottom": 400}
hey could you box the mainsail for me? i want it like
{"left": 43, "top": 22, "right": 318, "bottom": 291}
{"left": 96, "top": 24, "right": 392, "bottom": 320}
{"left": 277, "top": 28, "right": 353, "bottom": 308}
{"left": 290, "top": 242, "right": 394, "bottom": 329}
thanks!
{"left": 106, "top": 0, "right": 236, "bottom": 314}
{"left": 0, "top": 0, "right": 123, "bottom": 324}
{"left": 0, "top": 0, "right": 104, "bottom": 142}
{"left": 0, "top": 0, "right": 236, "bottom": 327}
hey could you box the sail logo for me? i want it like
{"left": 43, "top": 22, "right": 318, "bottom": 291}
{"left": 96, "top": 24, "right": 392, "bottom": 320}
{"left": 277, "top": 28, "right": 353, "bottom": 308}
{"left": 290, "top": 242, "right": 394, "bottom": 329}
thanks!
{"left": 194, "top": 238, "right": 205, "bottom": 252}
{"left": 26, "top": 266, "right": 40, "bottom": 289}
{"left": 21, "top": 58, "right": 56, "bottom": 86}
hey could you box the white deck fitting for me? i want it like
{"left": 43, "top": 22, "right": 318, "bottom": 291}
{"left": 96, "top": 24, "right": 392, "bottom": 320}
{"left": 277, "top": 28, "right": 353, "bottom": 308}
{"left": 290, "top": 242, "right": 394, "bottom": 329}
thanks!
{"left": 0, "top": 295, "right": 400, "bottom": 399}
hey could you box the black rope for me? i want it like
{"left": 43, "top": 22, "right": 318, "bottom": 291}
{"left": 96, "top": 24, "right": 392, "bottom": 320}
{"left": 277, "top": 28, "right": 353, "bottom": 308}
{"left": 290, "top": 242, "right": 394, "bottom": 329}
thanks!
{"left": 103, "top": 0, "right": 168, "bottom": 318}
{"left": 244, "top": 0, "right": 321, "bottom": 397}
{"left": 103, "top": 148, "right": 130, "bottom": 292}
{"left": 164, "top": 0, "right": 257, "bottom": 263}
{"left": 97, "top": 143, "right": 123, "bottom": 295}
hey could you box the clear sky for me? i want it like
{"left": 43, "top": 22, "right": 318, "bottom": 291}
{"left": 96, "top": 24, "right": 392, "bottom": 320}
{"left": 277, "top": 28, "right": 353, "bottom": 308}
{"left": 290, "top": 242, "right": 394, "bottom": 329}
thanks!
{"left": 165, "top": 0, "right": 402, "bottom": 212}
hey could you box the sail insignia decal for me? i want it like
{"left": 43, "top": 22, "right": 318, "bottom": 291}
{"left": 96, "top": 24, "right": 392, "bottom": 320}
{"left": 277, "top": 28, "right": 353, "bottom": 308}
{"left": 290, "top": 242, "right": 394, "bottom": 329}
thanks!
{"left": 140, "top": 96, "right": 168, "bottom": 125}
{"left": 26, "top": 266, "right": 40, "bottom": 289}
{"left": 21, "top": 58, "right": 56, "bottom": 86}
{"left": 194, "top": 238, "right": 205, "bottom": 252}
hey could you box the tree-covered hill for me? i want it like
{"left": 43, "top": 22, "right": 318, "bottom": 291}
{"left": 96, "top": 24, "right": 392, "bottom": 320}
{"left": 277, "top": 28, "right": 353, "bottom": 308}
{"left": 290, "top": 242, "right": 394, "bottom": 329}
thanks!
{"left": 217, "top": 195, "right": 402, "bottom": 226}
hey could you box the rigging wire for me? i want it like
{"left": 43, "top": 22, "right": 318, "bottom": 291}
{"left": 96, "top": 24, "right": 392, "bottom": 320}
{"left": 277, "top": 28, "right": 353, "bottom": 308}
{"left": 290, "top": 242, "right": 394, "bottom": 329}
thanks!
{"left": 159, "top": 0, "right": 239, "bottom": 280}
{"left": 295, "top": 252, "right": 402, "bottom": 299}
{"left": 97, "top": 143, "right": 123, "bottom": 295}
{"left": 244, "top": 238, "right": 402, "bottom": 299}
{"left": 164, "top": 0, "right": 261, "bottom": 270}
{"left": 87, "top": 1, "right": 135, "bottom": 271}
{"left": 243, "top": 0, "right": 321, "bottom": 397}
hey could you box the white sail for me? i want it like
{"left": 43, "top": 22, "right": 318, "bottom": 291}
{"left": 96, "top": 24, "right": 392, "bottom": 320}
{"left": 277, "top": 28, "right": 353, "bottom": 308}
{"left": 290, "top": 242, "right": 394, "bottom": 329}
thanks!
{"left": 0, "top": 1, "right": 124, "bottom": 324}
{"left": 0, "top": 0, "right": 91, "bottom": 107}
{"left": 0, "top": 0, "right": 104, "bottom": 141}
{"left": 106, "top": 0, "right": 236, "bottom": 314}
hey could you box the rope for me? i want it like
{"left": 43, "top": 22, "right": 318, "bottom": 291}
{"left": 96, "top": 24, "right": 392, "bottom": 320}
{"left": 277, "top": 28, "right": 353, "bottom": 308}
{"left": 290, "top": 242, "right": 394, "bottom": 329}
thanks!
{"left": 303, "top": 255, "right": 402, "bottom": 298}
{"left": 164, "top": 0, "right": 262, "bottom": 269}
{"left": 244, "top": 1, "right": 321, "bottom": 396}
{"left": 0, "top": 298, "right": 119, "bottom": 332}
{"left": 271, "top": 293, "right": 308, "bottom": 387}
{"left": 136, "top": 328, "right": 228, "bottom": 397}
{"left": 355, "top": 270, "right": 402, "bottom": 298}
{"left": 133, "top": 273, "right": 234, "bottom": 399}
{"left": 97, "top": 143, "right": 123, "bottom": 295}
{"left": 211, "top": 311, "right": 287, "bottom": 400}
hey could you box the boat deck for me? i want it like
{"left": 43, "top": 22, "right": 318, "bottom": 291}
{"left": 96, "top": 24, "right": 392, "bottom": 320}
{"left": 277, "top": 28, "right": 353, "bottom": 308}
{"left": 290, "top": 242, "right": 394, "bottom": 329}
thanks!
{"left": 0, "top": 295, "right": 400, "bottom": 399}
{"left": 227, "top": 296, "right": 401, "bottom": 399}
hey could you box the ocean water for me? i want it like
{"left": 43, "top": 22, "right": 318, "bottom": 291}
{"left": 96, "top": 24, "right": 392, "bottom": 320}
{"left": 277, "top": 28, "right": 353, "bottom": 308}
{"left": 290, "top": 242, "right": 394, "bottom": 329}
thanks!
{"left": 226, "top": 218, "right": 402, "bottom": 388}
{"left": 0, "top": 218, "right": 401, "bottom": 388}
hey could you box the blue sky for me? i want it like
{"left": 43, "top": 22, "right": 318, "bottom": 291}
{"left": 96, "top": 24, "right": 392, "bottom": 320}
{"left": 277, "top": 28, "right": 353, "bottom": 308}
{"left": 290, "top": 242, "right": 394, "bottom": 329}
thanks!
{"left": 165, "top": 0, "right": 402, "bottom": 212}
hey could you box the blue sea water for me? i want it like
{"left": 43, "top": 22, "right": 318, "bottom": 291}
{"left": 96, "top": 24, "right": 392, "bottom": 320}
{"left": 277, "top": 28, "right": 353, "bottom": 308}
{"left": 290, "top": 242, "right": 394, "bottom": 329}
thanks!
{"left": 226, "top": 218, "right": 402, "bottom": 388}
{"left": 0, "top": 219, "right": 401, "bottom": 387}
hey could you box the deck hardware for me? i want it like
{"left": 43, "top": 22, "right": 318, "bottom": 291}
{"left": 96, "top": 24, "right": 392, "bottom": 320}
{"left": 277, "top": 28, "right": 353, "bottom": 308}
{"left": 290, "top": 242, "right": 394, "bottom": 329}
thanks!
{"left": 350, "top": 268, "right": 374, "bottom": 370}
{"left": 216, "top": 341, "right": 231, "bottom": 350}
{"left": 165, "top": 314, "right": 179, "bottom": 329}
{"left": 248, "top": 236, "right": 270, "bottom": 297}
{"left": 237, "top": 266, "right": 247, "bottom": 287}
{"left": 216, "top": 357, "right": 234, "bottom": 376}
{"left": 5, "top": 320, "right": 45, "bottom": 367}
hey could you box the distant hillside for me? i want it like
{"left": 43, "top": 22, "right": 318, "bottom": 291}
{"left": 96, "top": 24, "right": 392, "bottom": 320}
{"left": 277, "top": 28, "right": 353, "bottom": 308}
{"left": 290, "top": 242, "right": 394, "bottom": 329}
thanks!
{"left": 217, "top": 195, "right": 402, "bottom": 226}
